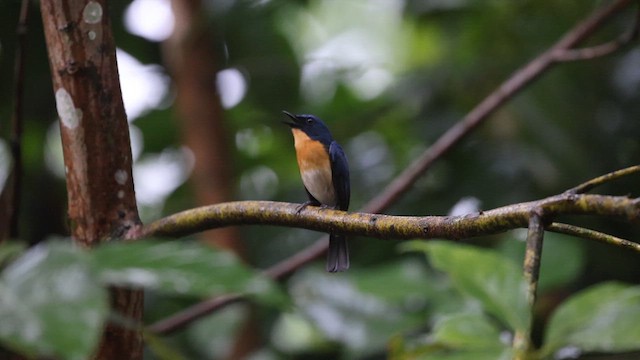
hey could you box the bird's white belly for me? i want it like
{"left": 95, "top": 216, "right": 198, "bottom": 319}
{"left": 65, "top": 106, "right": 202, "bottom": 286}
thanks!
{"left": 301, "top": 168, "right": 337, "bottom": 206}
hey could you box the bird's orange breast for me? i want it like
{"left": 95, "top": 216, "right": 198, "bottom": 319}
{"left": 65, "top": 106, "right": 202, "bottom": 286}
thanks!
{"left": 292, "top": 129, "right": 330, "bottom": 170}
{"left": 291, "top": 129, "right": 336, "bottom": 206}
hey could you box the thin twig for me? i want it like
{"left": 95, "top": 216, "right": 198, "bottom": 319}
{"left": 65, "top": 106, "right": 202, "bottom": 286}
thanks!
{"left": 147, "top": 0, "right": 636, "bottom": 335}
{"left": 548, "top": 222, "right": 639, "bottom": 251}
{"left": 554, "top": 4, "right": 640, "bottom": 62}
{"left": 148, "top": 294, "right": 243, "bottom": 334}
{"left": 554, "top": 36, "right": 632, "bottom": 61}
{"left": 7, "top": 0, "right": 30, "bottom": 239}
{"left": 566, "top": 165, "right": 640, "bottom": 194}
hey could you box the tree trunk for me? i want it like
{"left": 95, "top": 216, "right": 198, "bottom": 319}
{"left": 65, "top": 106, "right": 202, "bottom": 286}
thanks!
{"left": 40, "top": 0, "right": 143, "bottom": 358}
{"left": 165, "top": 0, "right": 242, "bottom": 255}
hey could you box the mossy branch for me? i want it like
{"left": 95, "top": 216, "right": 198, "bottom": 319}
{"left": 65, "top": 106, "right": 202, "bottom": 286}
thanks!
{"left": 514, "top": 210, "right": 545, "bottom": 359}
{"left": 132, "top": 193, "right": 640, "bottom": 253}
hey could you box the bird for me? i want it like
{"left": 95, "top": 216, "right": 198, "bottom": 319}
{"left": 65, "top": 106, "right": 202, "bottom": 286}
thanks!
{"left": 282, "top": 110, "right": 351, "bottom": 272}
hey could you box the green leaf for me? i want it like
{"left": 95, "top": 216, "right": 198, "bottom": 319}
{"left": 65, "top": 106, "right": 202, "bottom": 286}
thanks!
{"left": 0, "top": 241, "right": 108, "bottom": 360}
{"left": 392, "top": 327, "right": 512, "bottom": 360}
{"left": 402, "top": 241, "right": 529, "bottom": 332}
{"left": 542, "top": 282, "right": 640, "bottom": 357}
{"left": 352, "top": 260, "right": 433, "bottom": 303}
{"left": 498, "top": 232, "right": 586, "bottom": 293}
{"left": 92, "top": 240, "right": 284, "bottom": 305}
{"left": 271, "top": 311, "right": 330, "bottom": 354}
{"left": 413, "top": 349, "right": 512, "bottom": 360}
{"left": 288, "top": 265, "right": 428, "bottom": 356}
{"left": 432, "top": 312, "right": 505, "bottom": 350}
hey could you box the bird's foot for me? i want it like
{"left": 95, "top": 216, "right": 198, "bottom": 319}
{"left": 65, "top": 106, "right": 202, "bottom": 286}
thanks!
{"left": 296, "top": 201, "right": 331, "bottom": 214}
{"left": 296, "top": 201, "right": 316, "bottom": 214}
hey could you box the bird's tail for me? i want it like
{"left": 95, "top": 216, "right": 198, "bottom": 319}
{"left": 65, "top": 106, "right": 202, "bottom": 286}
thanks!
{"left": 327, "top": 234, "right": 349, "bottom": 272}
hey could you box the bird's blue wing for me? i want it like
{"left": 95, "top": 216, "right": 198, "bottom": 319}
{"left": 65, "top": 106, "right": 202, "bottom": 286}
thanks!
{"left": 329, "top": 141, "right": 350, "bottom": 211}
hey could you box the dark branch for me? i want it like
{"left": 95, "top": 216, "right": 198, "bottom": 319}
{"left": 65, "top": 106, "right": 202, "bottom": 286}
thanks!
{"left": 554, "top": 3, "right": 640, "bottom": 62}
{"left": 148, "top": 294, "right": 243, "bottom": 335}
{"left": 5, "top": 0, "right": 30, "bottom": 239}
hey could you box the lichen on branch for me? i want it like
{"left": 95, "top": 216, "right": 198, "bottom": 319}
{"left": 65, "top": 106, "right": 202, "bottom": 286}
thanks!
{"left": 134, "top": 193, "right": 640, "bottom": 252}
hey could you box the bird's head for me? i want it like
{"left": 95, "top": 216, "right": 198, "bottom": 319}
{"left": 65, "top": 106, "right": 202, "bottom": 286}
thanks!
{"left": 282, "top": 111, "right": 333, "bottom": 143}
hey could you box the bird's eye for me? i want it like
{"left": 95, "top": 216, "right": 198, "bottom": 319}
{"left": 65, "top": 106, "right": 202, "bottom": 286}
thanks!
{"left": 306, "top": 118, "right": 314, "bottom": 124}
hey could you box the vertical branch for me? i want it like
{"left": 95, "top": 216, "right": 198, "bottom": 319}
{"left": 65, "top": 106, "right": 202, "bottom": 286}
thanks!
{"left": 40, "top": 0, "right": 143, "bottom": 359}
{"left": 513, "top": 210, "right": 545, "bottom": 359}
{"left": 523, "top": 211, "right": 545, "bottom": 306}
{"left": 1, "top": 0, "right": 30, "bottom": 242}
{"left": 9, "top": 0, "right": 30, "bottom": 239}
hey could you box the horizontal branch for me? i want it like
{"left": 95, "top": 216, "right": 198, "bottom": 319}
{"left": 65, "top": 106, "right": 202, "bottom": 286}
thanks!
{"left": 135, "top": 194, "right": 640, "bottom": 245}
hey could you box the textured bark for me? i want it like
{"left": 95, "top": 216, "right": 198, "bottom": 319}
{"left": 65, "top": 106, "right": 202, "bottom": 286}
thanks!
{"left": 40, "top": 0, "right": 143, "bottom": 359}
{"left": 164, "top": 0, "right": 242, "bottom": 254}
{"left": 140, "top": 196, "right": 640, "bottom": 245}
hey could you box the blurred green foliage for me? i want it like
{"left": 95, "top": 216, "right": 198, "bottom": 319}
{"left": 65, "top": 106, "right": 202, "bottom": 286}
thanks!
{"left": 0, "top": 240, "right": 281, "bottom": 359}
{"left": 1, "top": 0, "right": 639, "bottom": 359}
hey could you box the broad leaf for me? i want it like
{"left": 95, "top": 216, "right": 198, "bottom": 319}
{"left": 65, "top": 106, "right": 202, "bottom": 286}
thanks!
{"left": 542, "top": 282, "right": 640, "bottom": 357}
{"left": 92, "top": 240, "right": 284, "bottom": 305}
{"left": 432, "top": 312, "right": 505, "bottom": 350}
{"left": 403, "top": 241, "right": 529, "bottom": 332}
{"left": 287, "top": 264, "right": 429, "bottom": 356}
{"left": 498, "top": 232, "right": 586, "bottom": 293}
{"left": 271, "top": 311, "right": 331, "bottom": 354}
{"left": 0, "top": 241, "right": 108, "bottom": 360}
{"left": 392, "top": 327, "right": 512, "bottom": 360}
{"left": 411, "top": 349, "right": 512, "bottom": 360}
{"left": 352, "top": 260, "right": 434, "bottom": 303}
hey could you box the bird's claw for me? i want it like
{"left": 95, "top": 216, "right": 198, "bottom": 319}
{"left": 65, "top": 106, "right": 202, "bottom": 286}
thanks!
{"left": 296, "top": 201, "right": 313, "bottom": 214}
{"left": 296, "top": 201, "right": 326, "bottom": 214}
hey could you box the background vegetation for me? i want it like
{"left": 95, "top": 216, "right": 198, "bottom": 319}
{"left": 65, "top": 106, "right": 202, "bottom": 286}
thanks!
{"left": 0, "top": 0, "right": 639, "bottom": 359}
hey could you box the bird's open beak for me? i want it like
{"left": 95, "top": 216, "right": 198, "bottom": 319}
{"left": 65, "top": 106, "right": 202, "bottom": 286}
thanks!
{"left": 282, "top": 110, "right": 300, "bottom": 128}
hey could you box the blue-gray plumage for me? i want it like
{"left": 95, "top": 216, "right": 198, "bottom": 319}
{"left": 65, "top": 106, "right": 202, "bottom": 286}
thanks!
{"left": 283, "top": 111, "right": 350, "bottom": 272}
